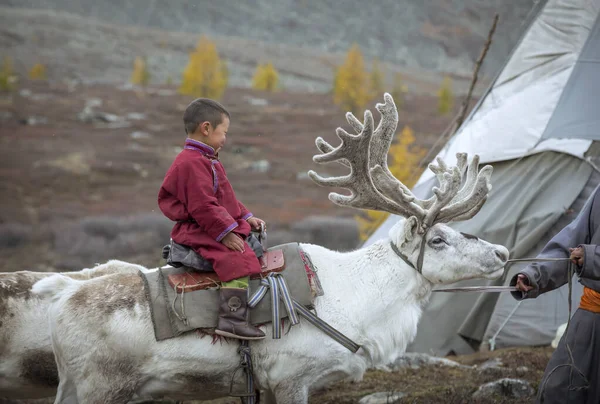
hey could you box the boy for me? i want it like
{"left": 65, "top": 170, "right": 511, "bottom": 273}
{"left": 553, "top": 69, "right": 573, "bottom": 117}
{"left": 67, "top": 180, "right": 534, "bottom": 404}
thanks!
{"left": 158, "top": 98, "right": 266, "bottom": 340}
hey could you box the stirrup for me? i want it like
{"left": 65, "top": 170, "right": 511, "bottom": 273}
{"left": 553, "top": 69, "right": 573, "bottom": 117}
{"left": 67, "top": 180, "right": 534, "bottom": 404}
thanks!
{"left": 228, "top": 342, "right": 257, "bottom": 398}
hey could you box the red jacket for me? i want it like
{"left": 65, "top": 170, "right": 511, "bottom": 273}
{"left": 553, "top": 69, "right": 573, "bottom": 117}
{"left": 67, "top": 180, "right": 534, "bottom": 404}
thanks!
{"left": 158, "top": 138, "right": 262, "bottom": 282}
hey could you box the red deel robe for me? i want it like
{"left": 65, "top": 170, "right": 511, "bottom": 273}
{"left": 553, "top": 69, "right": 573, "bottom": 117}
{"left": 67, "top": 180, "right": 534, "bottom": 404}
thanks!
{"left": 158, "top": 139, "right": 262, "bottom": 282}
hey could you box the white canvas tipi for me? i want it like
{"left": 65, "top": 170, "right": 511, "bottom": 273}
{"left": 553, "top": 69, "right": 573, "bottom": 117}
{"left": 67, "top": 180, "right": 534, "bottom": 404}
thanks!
{"left": 364, "top": 0, "right": 600, "bottom": 355}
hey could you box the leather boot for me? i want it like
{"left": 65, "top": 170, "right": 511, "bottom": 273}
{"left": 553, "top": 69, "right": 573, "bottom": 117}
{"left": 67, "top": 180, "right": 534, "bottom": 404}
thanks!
{"left": 214, "top": 288, "right": 266, "bottom": 340}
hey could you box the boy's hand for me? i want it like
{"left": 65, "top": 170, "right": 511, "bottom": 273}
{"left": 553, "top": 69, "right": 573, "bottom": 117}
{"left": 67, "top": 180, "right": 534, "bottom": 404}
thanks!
{"left": 569, "top": 246, "right": 584, "bottom": 267}
{"left": 247, "top": 217, "right": 265, "bottom": 231}
{"left": 221, "top": 232, "right": 245, "bottom": 252}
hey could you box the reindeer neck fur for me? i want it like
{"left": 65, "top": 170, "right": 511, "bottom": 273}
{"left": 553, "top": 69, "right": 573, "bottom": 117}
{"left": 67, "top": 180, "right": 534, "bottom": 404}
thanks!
{"left": 300, "top": 237, "right": 432, "bottom": 367}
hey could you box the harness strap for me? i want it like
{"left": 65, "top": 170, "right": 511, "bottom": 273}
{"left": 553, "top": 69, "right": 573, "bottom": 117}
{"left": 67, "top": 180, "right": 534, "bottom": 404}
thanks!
{"left": 292, "top": 300, "right": 361, "bottom": 353}
{"left": 248, "top": 273, "right": 361, "bottom": 353}
{"left": 416, "top": 233, "right": 427, "bottom": 272}
{"left": 248, "top": 273, "right": 299, "bottom": 339}
{"left": 389, "top": 228, "right": 429, "bottom": 274}
{"left": 390, "top": 240, "right": 423, "bottom": 274}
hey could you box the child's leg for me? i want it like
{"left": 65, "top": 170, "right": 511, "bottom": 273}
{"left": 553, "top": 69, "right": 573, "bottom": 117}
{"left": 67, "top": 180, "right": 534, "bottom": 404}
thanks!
{"left": 215, "top": 276, "right": 265, "bottom": 340}
{"left": 220, "top": 276, "right": 249, "bottom": 289}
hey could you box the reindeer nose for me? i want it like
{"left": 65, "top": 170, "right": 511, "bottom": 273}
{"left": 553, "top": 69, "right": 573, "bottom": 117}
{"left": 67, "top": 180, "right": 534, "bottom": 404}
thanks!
{"left": 495, "top": 249, "right": 508, "bottom": 262}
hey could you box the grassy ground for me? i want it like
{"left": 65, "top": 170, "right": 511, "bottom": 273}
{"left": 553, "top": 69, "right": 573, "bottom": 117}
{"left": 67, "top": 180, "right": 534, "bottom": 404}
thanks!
{"left": 309, "top": 346, "right": 551, "bottom": 403}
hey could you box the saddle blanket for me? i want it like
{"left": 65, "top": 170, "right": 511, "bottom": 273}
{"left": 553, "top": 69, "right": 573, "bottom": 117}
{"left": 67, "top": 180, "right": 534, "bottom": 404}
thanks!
{"left": 140, "top": 242, "right": 322, "bottom": 341}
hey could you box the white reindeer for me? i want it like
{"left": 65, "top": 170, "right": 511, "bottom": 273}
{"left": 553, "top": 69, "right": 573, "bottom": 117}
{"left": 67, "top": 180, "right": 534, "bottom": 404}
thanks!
{"left": 0, "top": 260, "right": 149, "bottom": 400}
{"left": 33, "top": 93, "right": 509, "bottom": 404}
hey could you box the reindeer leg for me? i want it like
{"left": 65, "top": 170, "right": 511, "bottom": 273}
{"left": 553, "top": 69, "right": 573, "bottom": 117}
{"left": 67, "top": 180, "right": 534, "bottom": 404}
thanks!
{"left": 54, "top": 378, "right": 79, "bottom": 404}
{"left": 272, "top": 384, "right": 308, "bottom": 404}
{"left": 260, "top": 389, "right": 277, "bottom": 404}
{"left": 76, "top": 383, "right": 136, "bottom": 404}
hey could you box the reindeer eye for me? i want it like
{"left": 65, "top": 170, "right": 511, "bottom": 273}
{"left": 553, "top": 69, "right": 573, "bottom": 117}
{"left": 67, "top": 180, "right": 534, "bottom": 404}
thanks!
{"left": 430, "top": 237, "right": 446, "bottom": 246}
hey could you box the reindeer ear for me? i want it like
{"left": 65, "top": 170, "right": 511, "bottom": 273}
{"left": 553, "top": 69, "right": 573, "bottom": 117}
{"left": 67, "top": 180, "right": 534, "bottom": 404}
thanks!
{"left": 401, "top": 216, "right": 419, "bottom": 246}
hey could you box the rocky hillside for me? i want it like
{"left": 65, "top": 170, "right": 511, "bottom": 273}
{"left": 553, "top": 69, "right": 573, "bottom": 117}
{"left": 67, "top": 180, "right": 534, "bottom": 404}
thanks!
{"left": 0, "top": 0, "right": 537, "bottom": 92}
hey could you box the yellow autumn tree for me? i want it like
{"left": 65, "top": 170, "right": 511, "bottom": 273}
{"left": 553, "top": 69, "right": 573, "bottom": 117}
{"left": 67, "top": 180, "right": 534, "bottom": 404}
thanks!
{"left": 391, "top": 72, "right": 408, "bottom": 109}
{"left": 437, "top": 75, "right": 454, "bottom": 115}
{"left": 252, "top": 62, "right": 279, "bottom": 92}
{"left": 355, "top": 125, "right": 427, "bottom": 240}
{"left": 179, "top": 35, "right": 227, "bottom": 99}
{"left": 130, "top": 56, "right": 150, "bottom": 86}
{"left": 369, "top": 58, "right": 385, "bottom": 101}
{"left": 28, "top": 63, "right": 46, "bottom": 80}
{"left": 333, "top": 44, "right": 370, "bottom": 115}
{"left": 0, "top": 56, "right": 18, "bottom": 91}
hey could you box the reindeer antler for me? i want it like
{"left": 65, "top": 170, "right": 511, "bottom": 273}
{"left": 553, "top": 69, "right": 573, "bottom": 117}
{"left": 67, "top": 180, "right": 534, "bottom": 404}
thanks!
{"left": 432, "top": 154, "right": 493, "bottom": 224}
{"left": 308, "top": 95, "right": 425, "bottom": 221}
{"left": 309, "top": 93, "right": 493, "bottom": 233}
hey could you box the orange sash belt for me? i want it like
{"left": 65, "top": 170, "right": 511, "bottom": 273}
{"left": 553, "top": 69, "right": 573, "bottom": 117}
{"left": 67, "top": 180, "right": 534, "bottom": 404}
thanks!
{"left": 579, "top": 286, "right": 600, "bottom": 313}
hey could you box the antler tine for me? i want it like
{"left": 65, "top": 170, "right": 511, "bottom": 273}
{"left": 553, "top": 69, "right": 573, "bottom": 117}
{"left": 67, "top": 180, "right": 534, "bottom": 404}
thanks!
{"left": 436, "top": 162, "right": 493, "bottom": 222}
{"left": 430, "top": 157, "right": 449, "bottom": 177}
{"left": 370, "top": 165, "right": 423, "bottom": 206}
{"left": 413, "top": 156, "right": 456, "bottom": 210}
{"left": 308, "top": 105, "right": 425, "bottom": 220}
{"left": 422, "top": 165, "right": 463, "bottom": 229}
{"left": 346, "top": 111, "right": 365, "bottom": 133}
{"left": 368, "top": 93, "right": 399, "bottom": 171}
{"left": 451, "top": 153, "right": 480, "bottom": 203}
{"left": 357, "top": 93, "right": 426, "bottom": 218}
{"left": 445, "top": 195, "right": 488, "bottom": 223}
{"left": 455, "top": 153, "right": 468, "bottom": 175}
{"left": 315, "top": 137, "right": 350, "bottom": 168}
{"left": 415, "top": 153, "right": 492, "bottom": 227}
{"left": 313, "top": 110, "right": 366, "bottom": 169}
{"left": 415, "top": 153, "right": 470, "bottom": 210}
{"left": 365, "top": 93, "right": 425, "bottom": 204}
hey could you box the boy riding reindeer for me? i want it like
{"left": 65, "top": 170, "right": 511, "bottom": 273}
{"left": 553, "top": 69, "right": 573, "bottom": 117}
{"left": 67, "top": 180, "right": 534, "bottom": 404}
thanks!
{"left": 158, "top": 98, "right": 267, "bottom": 341}
{"left": 32, "top": 93, "right": 509, "bottom": 404}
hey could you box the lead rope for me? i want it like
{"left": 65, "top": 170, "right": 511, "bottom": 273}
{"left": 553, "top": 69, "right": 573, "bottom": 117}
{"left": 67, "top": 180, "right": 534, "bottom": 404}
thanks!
{"left": 488, "top": 257, "right": 573, "bottom": 351}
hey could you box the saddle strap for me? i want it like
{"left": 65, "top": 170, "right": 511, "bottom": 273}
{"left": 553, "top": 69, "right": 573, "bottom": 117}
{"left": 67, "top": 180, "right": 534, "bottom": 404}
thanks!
{"left": 248, "top": 273, "right": 361, "bottom": 353}
{"left": 248, "top": 273, "right": 300, "bottom": 339}
{"left": 292, "top": 300, "right": 361, "bottom": 353}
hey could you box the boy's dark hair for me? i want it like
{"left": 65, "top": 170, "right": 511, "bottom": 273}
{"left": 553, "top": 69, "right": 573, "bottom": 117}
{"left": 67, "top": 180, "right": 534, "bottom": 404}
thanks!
{"left": 183, "top": 98, "right": 230, "bottom": 135}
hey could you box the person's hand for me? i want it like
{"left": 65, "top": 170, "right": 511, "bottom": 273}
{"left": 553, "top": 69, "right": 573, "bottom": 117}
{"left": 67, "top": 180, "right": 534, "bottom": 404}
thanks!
{"left": 515, "top": 274, "right": 533, "bottom": 292}
{"left": 247, "top": 217, "right": 265, "bottom": 231}
{"left": 569, "top": 246, "right": 584, "bottom": 267}
{"left": 221, "top": 232, "right": 245, "bottom": 252}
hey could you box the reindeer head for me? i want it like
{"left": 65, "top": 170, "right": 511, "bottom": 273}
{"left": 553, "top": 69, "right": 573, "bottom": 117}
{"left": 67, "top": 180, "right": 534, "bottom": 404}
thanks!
{"left": 308, "top": 93, "right": 508, "bottom": 284}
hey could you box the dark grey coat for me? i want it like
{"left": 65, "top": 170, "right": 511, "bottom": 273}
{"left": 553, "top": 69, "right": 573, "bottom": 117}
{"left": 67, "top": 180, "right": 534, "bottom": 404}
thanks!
{"left": 510, "top": 183, "right": 600, "bottom": 404}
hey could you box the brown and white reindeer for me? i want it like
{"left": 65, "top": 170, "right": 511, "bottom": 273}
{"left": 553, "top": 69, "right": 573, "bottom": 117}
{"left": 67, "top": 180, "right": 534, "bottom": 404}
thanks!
{"left": 0, "top": 260, "right": 150, "bottom": 400}
{"left": 32, "top": 93, "right": 509, "bottom": 404}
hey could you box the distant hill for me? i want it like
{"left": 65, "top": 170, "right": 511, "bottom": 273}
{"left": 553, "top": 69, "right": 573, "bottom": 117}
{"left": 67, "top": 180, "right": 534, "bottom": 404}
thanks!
{"left": 0, "top": 1, "right": 537, "bottom": 93}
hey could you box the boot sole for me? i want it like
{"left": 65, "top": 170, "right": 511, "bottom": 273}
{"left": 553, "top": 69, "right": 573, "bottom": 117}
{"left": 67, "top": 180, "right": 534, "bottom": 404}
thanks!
{"left": 214, "top": 330, "right": 266, "bottom": 340}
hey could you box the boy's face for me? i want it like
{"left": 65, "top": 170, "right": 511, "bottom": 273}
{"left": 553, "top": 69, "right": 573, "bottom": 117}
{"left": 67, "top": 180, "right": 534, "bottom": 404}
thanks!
{"left": 197, "top": 115, "right": 229, "bottom": 152}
